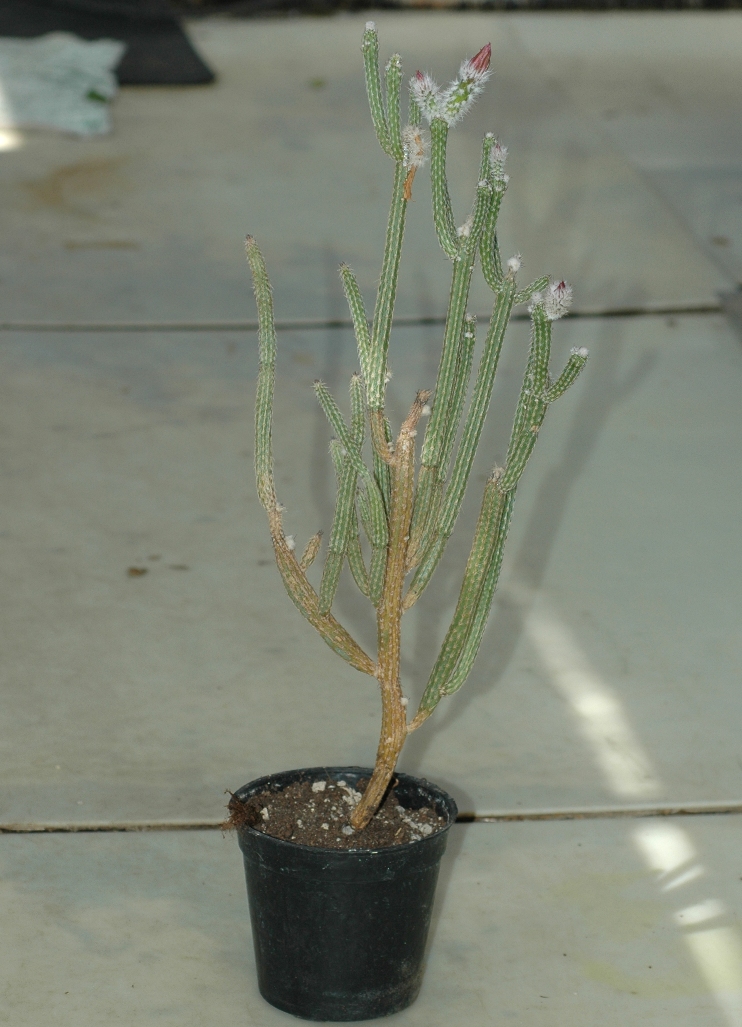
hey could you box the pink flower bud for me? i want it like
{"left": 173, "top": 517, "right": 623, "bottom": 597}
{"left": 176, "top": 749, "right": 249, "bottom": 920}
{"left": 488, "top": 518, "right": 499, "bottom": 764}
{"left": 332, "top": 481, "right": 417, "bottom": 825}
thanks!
{"left": 441, "top": 44, "right": 493, "bottom": 126}
{"left": 468, "top": 43, "right": 491, "bottom": 76}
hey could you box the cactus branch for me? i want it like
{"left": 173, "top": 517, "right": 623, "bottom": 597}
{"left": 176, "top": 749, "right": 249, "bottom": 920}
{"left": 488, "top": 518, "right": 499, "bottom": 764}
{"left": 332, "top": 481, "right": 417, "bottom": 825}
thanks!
{"left": 271, "top": 523, "right": 375, "bottom": 675}
{"left": 347, "top": 515, "right": 370, "bottom": 596}
{"left": 430, "top": 119, "right": 457, "bottom": 258}
{"left": 514, "top": 275, "right": 549, "bottom": 307}
{"left": 405, "top": 276, "right": 516, "bottom": 607}
{"left": 247, "top": 236, "right": 277, "bottom": 512}
{"left": 480, "top": 184, "right": 506, "bottom": 291}
{"left": 417, "top": 475, "right": 508, "bottom": 713}
{"left": 351, "top": 391, "right": 429, "bottom": 830}
{"left": 367, "top": 161, "right": 408, "bottom": 410}
{"left": 319, "top": 451, "right": 358, "bottom": 614}
{"left": 300, "top": 531, "right": 322, "bottom": 571}
{"left": 340, "top": 266, "right": 372, "bottom": 383}
{"left": 438, "top": 489, "right": 515, "bottom": 698}
{"left": 313, "top": 381, "right": 388, "bottom": 553}
{"left": 385, "top": 54, "right": 405, "bottom": 162}
{"left": 247, "top": 237, "right": 374, "bottom": 674}
{"left": 362, "top": 24, "right": 392, "bottom": 156}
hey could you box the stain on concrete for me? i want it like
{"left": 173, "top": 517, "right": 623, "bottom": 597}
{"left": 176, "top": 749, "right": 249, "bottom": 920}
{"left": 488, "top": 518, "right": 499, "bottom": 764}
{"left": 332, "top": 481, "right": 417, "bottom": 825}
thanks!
{"left": 24, "top": 158, "right": 128, "bottom": 217}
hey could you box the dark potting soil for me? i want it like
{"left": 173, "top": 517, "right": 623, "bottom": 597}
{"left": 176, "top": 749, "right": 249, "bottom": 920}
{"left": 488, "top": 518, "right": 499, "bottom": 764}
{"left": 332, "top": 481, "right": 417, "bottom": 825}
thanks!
{"left": 226, "top": 776, "right": 447, "bottom": 849}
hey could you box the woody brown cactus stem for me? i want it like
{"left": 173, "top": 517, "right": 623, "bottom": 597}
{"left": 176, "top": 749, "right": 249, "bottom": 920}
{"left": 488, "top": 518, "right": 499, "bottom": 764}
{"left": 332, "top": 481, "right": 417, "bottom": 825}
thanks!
{"left": 246, "top": 27, "right": 588, "bottom": 832}
{"left": 351, "top": 391, "right": 429, "bottom": 829}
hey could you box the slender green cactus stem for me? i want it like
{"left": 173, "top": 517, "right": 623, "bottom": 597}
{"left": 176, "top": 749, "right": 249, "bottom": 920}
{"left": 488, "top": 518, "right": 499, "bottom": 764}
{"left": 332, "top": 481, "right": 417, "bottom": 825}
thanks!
{"left": 362, "top": 25, "right": 391, "bottom": 156}
{"left": 340, "top": 266, "right": 371, "bottom": 383}
{"left": 367, "top": 160, "right": 408, "bottom": 416}
{"left": 385, "top": 55, "right": 405, "bottom": 161}
{"left": 248, "top": 29, "right": 588, "bottom": 830}
{"left": 480, "top": 183, "right": 506, "bottom": 290}
{"left": 409, "top": 171, "right": 491, "bottom": 558}
{"left": 430, "top": 490, "right": 515, "bottom": 702}
{"left": 319, "top": 455, "right": 358, "bottom": 614}
{"left": 430, "top": 119, "right": 457, "bottom": 258}
{"left": 405, "top": 276, "right": 516, "bottom": 607}
{"left": 417, "top": 475, "right": 508, "bottom": 715}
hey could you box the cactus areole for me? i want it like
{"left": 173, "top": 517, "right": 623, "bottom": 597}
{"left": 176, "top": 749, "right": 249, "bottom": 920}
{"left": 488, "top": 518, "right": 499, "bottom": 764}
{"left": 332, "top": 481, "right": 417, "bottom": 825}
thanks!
{"left": 246, "top": 26, "right": 587, "bottom": 835}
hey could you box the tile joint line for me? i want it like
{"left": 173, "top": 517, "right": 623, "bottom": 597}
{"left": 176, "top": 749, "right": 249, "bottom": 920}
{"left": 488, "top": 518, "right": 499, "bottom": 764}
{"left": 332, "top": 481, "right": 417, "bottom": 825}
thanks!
{"left": 0, "top": 303, "right": 722, "bottom": 334}
{"left": 3, "top": 801, "right": 742, "bottom": 833}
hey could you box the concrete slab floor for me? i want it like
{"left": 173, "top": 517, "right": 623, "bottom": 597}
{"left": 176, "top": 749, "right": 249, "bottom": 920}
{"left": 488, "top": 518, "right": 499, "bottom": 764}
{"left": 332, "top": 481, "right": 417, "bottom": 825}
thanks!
{"left": 0, "top": 12, "right": 735, "bottom": 325}
{"left": 2, "top": 815, "right": 742, "bottom": 1025}
{"left": 510, "top": 13, "right": 742, "bottom": 290}
{"left": 1, "top": 311, "right": 740, "bottom": 824}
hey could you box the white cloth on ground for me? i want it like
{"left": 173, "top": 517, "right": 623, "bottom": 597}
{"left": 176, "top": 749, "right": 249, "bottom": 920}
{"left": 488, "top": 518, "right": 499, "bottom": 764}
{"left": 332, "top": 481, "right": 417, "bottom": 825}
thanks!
{"left": 0, "top": 32, "right": 125, "bottom": 136}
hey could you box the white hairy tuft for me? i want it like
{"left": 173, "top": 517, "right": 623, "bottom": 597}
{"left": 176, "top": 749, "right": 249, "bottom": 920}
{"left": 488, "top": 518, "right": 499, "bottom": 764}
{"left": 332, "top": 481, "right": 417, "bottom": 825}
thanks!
{"left": 421, "top": 404, "right": 432, "bottom": 417}
{"left": 402, "top": 124, "right": 430, "bottom": 169}
{"left": 365, "top": 20, "right": 375, "bottom": 30}
{"left": 571, "top": 346, "right": 589, "bottom": 358}
{"left": 543, "top": 280, "right": 573, "bottom": 321}
{"left": 285, "top": 535, "right": 296, "bottom": 551}
{"left": 490, "top": 140, "right": 508, "bottom": 167}
{"left": 410, "top": 71, "right": 442, "bottom": 124}
{"left": 507, "top": 254, "right": 522, "bottom": 274}
{"left": 457, "top": 215, "right": 473, "bottom": 238}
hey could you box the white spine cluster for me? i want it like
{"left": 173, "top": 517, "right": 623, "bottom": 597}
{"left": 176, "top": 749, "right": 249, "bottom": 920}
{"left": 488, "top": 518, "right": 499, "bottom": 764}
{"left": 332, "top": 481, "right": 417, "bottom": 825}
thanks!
{"left": 410, "top": 44, "right": 491, "bottom": 128}
{"left": 529, "top": 280, "right": 573, "bottom": 321}
{"left": 410, "top": 71, "right": 443, "bottom": 125}
{"left": 490, "top": 139, "right": 508, "bottom": 181}
{"left": 456, "top": 215, "right": 474, "bottom": 239}
{"left": 401, "top": 124, "right": 430, "bottom": 169}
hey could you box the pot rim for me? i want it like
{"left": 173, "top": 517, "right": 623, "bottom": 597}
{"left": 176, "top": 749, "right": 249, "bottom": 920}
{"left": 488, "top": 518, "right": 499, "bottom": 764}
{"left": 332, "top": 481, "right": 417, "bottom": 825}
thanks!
{"left": 231, "top": 764, "right": 458, "bottom": 856}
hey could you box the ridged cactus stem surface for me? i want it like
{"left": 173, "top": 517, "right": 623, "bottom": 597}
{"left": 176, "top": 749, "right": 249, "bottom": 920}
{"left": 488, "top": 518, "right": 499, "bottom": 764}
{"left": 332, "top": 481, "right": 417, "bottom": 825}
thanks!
{"left": 367, "top": 161, "right": 408, "bottom": 411}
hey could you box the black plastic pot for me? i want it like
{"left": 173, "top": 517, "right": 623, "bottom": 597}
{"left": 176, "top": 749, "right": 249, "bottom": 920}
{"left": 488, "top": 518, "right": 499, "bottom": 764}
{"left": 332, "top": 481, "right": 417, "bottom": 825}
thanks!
{"left": 234, "top": 766, "right": 458, "bottom": 1022}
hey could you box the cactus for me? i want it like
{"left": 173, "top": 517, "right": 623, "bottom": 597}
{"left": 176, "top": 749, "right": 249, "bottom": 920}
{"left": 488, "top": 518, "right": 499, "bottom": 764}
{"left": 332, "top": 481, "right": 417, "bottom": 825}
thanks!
{"left": 246, "top": 26, "right": 588, "bottom": 832}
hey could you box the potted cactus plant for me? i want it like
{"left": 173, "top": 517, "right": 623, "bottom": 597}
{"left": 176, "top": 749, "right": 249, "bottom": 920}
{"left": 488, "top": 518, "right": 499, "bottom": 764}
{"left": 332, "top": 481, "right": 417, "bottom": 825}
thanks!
{"left": 229, "top": 24, "right": 587, "bottom": 1022}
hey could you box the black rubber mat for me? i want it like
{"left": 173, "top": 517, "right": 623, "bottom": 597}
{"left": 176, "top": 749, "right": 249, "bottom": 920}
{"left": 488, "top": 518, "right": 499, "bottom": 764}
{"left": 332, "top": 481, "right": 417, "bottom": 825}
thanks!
{"left": 0, "top": 0, "right": 215, "bottom": 85}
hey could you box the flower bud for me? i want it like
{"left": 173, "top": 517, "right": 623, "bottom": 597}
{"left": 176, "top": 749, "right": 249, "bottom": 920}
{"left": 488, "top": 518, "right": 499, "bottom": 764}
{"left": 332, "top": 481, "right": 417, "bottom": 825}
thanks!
{"left": 440, "top": 43, "right": 492, "bottom": 126}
